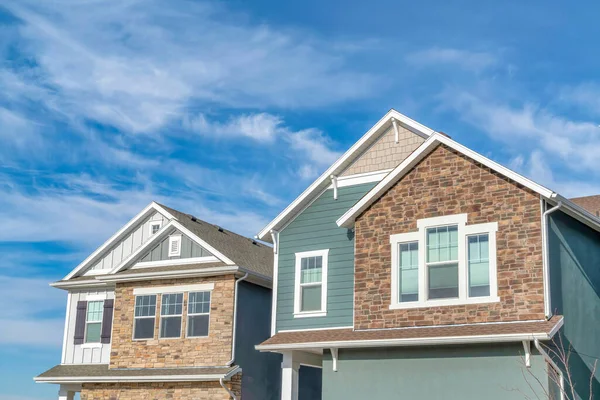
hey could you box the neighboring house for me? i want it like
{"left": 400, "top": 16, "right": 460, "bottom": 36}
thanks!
{"left": 570, "top": 195, "right": 600, "bottom": 218}
{"left": 35, "top": 203, "right": 281, "bottom": 400}
{"left": 255, "top": 110, "right": 600, "bottom": 400}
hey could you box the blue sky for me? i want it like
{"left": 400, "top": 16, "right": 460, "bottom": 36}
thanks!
{"left": 1, "top": 0, "right": 600, "bottom": 398}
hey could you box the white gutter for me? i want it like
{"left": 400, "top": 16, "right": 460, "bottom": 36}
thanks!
{"left": 542, "top": 201, "right": 562, "bottom": 319}
{"left": 227, "top": 272, "right": 249, "bottom": 367}
{"left": 534, "top": 339, "right": 565, "bottom": 400}
{"left": 219, "top": 367, "right": 242, "bottom": 400}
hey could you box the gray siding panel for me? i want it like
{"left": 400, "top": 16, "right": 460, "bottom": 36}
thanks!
{"left": 322, "top": 345, "right": 549, "bottom": 400}
{"left": 137, "top": 230, "right": 213, "bottom": 262}
{"left": 548, "top": 210, "right": 600, "bottom": 399}
{"left": 276, "top": 183, "right": 377, "bottom": 332}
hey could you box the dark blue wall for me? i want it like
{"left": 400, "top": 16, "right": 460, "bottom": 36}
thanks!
{"left": 549, "top": 210, "right": 600, "bottom": 399}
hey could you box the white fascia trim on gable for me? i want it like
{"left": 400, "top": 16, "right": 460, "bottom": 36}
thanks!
{"left": 327, "top": 169, "right": 393, "bottom": 189}
{"left": 337, "top": 133, "right": 556, "bottom": 228}
{"left": 257, "top": 109, "right": 435, "bottom": 242}
{"left": 132, "top": 256, "right": 220, "bottom": 269}
{"left": 64, "top": 202, "right": 176, "bottom": 280}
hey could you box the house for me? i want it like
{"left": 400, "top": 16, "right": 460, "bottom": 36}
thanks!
{"left": 570, "top": 195, "right": 600, "bottom": 218}
{"left": 255, "top": 110, "right": 600, "bottom": 400}
{"left": 35, "top": 203, "right": 281, "bottom": 400}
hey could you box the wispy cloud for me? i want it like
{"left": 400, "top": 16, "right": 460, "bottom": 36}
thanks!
{"left": 406, "top": 47, "right": 498, "bottom": 72}
{"left": 184, "top": 113, "right": 283, "bottom": 142}
{"left": 559, "top": 82, "right": 600, "bottom": 116}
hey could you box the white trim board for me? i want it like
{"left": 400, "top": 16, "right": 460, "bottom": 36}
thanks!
{"left": 132, "top": 256, "right": 220, "bottom": 269}
{"left": 327, "top": 169, "right": 392, "bottom": 189}
{"left": 257, "top": 109, "right": 435, "bottom": 242}
{"left": 64, "top": 202, "right": 175, "bottom": 280}
{"left": 336, "top": 133, "right": 600, "bottom": 233}
{"left": 133, "top": 283, "right": 215, "bottom": 295}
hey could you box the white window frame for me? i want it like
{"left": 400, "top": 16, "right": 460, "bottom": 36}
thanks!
{"left": 390, "top": 214, "right": 499, "bottom": 310}
{"left": 159, "top": 292, "right": 184, "bottom": 339}
{"left": 168, "top": 234, "right": 182, "bottom": 257}
{"left": 293, "top": 249, "right": 329, "bottom": 318}
{"left": 84, "top": 300, "right": 104, "bottom": 344}
{"left": 132, "top": 294, "right": 157, "bottom": 341}
{"left": 186, "top": 291, "right": 211, "bottom": 338}
{"left": 149, "top": 221, "right": 162, "bottom": 236}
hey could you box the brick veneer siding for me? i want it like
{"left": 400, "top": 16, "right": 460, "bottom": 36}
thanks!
{"left": 354, "top": 144, "right": 545, "bottom": 329}
{"left": 110, "top": 275, "right": 235, "bottom": 369}
{"left": 80, "top": 375, "right": 242, "bottom": 400}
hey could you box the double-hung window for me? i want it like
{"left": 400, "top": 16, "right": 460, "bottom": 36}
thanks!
{"left": 133, "top": 295, "right": 156, "bottom": 340}
{"left": 187, "top": 291, "right": 211, "bottom": 337}
{"left": 294, "top": 249, "right": 328, "bottom": 317}
{"left": 160, "top": 293, "right": 183, "bottom": 338}
{"left": 390, "top": 214, "right": 498, "bottom": 309}
{"left": 85, "top": 301, "right": 104, "bottom": 343}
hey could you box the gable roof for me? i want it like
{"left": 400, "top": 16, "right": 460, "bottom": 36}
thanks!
{"left": 570, "top": 195, "right": 600, "bottom": 217}
{"left": 337, "top": 133, "right": 600, "bottom": 233}
{"left": 62, "top": 202, "right": 273, "bottom": 282}
{"left": 256, "top": 109, "right": 435, "bottom": 242}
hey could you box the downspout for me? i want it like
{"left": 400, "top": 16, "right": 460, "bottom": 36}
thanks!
{"left": 542, "top": 201, "right": 562, "bottom": 319}
{"left": 534, "top": 339, "right": 565, "bottom": 400}
{"left": 226, "top": 272, "right": 249, "bottom": 367}
{"left": 220, "top": 366, "right": 241, "bottom": 400}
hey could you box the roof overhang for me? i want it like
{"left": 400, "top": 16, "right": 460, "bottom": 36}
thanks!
{"left": 336, "top": 133, "right": 600, "bottom": 233}
{"left": 256, "top": 109, "right": 435, "bottom": 242}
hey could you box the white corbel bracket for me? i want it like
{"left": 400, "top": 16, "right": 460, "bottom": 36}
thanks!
{"left": 331, "top": 348, "right": 339, "bottom": 372}
{"left": 391, "top": 117, "right": 399, "bottom": 144}
{"left": 522, "top": 340, "right": 531, "bottom": 368}
{"left": 330, "top": 175, "right": 338, "bottom": 200}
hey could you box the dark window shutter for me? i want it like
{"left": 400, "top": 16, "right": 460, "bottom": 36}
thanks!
{"left": 73, "top": 301, "right": 87, "bottom": 345}
{"left": 100, "top": 299, "right": 114, "bottom": 344}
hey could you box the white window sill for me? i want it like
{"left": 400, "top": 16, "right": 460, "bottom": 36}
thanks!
{"left": 293, "top": 311, "right": 327, "bottom": 319}
{"left": 80, "top": 343, "right": 103, "bottom": 349}
{"left": 389, "top": 296, "right": 500, "bottom": 310}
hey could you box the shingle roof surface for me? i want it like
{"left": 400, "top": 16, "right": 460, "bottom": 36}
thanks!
{"left": 158, "top": 203, "right": 273, "bottom": 278}
{"left": 36, "top": 364, "right": 237, "bottom": 380}
{"left": 570, "top": 195, "right": 600, "bottom": 217}
{"left": 259, "top": 316, "right": 563, "bottom": 348}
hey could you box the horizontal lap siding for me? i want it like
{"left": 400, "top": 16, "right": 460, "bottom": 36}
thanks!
{"left": 276, "top": 183, "right": 377, "bottom": 332}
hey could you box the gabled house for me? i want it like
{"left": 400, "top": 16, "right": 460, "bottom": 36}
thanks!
{"left": 35, "top": 202, "right": 280, "bottom": 400}
{"left": 255, "top": 110, "right": 600, "bottom": 400}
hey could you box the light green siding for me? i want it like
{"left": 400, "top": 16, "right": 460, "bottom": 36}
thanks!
{"left": 322, "top": 344, "right": 550, "bottom": 400}
{"left": 276, "top": 183, "right": 377, "bottom": 331}
{"left": 548, "top": 210, "right": 600, "bottom": 399}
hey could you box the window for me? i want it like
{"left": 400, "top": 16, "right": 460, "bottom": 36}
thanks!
{"left": 390, "top": 214, "right": 498, "bottom": 309}
{"left": 160, "top": 293, "right": 183, "bottom": 338}
{"left": 149, "top": 222, "right": 161, "bottom": 235}
{"left": 294, "top": 249, "right": 328, "bottom": 317}
{"left": 187, "top": 291, "right": 211, "bottom": 337}
{"left": 85, "top": 301, "right": 104, "bottom": 343}
{"left": 133, "top": 295, "right": 156, "bottom": 340}
{"left": 168, "top": 235, "right": 182, "bottom": 257}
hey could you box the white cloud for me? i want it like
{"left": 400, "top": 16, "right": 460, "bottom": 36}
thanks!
{"left": 559, "top": 82, "right": 600, "bottom": 116}
{"left": 406, "top": 47, "right": 498, "bottom": 72}
{"left": 3, "top": 0, "right": 379, "bottom": 134}
{"left": 287, "top": 128, "right": 341, "bottom": 175}
{"left": 184, "top": 113, "right": 283, "bottom": 142}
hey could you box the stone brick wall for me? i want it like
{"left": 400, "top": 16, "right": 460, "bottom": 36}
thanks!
{"left": 341, "top": 125, "right": 424, "bottom": 176}
{"left": 110, "top": 275, "right": 235, "bottom": 368}
{"left": 81, "top": 375, "right": 242, "bottom": 400}
{"left": 354, "top": 144, "right": 545, "bottom": 329}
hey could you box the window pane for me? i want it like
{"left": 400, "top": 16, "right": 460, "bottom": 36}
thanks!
{"left": 427, "top": 226, "right": 459, "bottom": 263}
{"left": 85, "top": 322, "right": 101, "bottom": 343}
{"left": 188, "top": 315, "right": 210, "bottom": 337}
{"left": 399, "top": 242, "right": 418, "bottom": 302}
{"left": 300, "top": 256, "right": 322, "bottom": 284}
{"left": 160, "top": 316, "right": 182, "bottom": 338}
{"left": 87, "top": 301, "right": 104, "bottom": 322}
{"left": 468, "top": 234, "right": 490, "bottom": 297}
{"left": 135, "top": 295, "right": 156, "bottom": 317}
{"left": 189, "top": 291, "right": 211, "bottom": 314}
{"left": 134, "top": 318, "right": 155, "bottom": 339}
{"left": 301, "top": 285, "right": 322, "bottom": 312}
{"left": 428, "top": 263, "right": 459, "bottom": 299}
{"left": 161, "top": 293, "right": 183, "bottom": 315}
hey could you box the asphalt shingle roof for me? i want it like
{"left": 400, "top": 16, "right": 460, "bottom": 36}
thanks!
{"left": 158, "top": 203, "right": 273, "bottom": 278}
{"left": 570, "top": 195, "right": 600, "bottom": 217}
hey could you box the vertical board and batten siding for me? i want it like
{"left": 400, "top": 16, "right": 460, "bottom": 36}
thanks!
{"left": 276, "top": 183, "right": 377, "bottom": 332}
{"left": 139, "top": 230, "right": 213, "bottom": 262}
{"left": 63, "top": 289, "right": 115, "bottom": 365}
{"left": 83, "top": 212, "right": 168, "bottom": 275}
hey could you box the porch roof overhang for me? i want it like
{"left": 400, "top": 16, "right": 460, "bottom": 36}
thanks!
{"left": 34, "top": 364, "right": 241, "bottom": 384}
{"left": 256, "top": 316, "right": 563, "bottom": 352}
